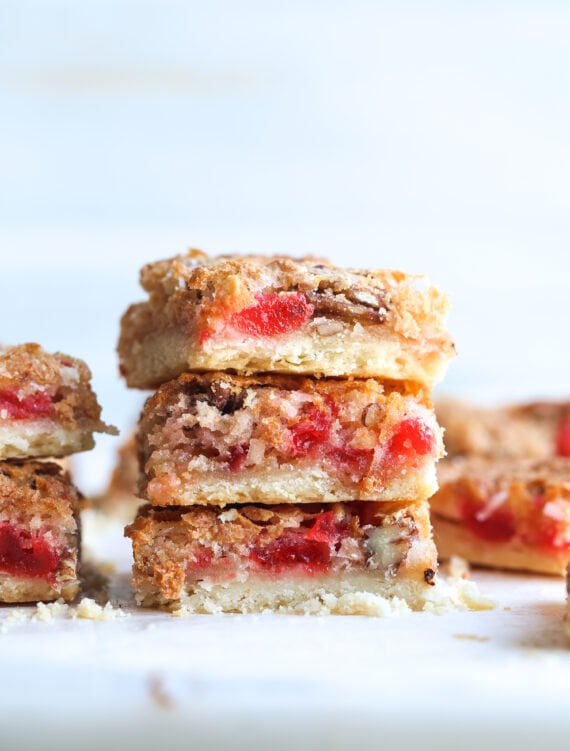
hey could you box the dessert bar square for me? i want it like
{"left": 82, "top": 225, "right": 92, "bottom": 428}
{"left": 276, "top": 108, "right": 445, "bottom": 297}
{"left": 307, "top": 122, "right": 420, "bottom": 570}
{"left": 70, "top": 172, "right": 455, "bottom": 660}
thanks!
{"left": 431, "top": 457, "right": 570, "bottom": 575}
{"left": 0, "top": 461, "right": 80, "bottom": 603}
{"left": 138, "top": 372, "right": 443, "bottom": 506}
{"left": 437, "top": 398, "right": 570, "bottom": 461}
{"left": 0, "top": 343, "right": 115, "bottom": 460}
{"left": 126, "top": 499, "right": 438, "bottom": 614}
{"left": 119, "top": 251, "right": 454, "bottom": 388}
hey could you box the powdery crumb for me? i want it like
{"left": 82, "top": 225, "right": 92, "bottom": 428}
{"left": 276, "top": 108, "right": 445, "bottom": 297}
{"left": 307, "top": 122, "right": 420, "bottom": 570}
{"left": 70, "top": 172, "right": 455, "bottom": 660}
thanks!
{"left": 148, "top": 674, "right": 176, "bottom": 710}
{"left": 423, "top": 578, "right": 495, "bottom": 615}
{"left": 1, "top": 598, "right": 128, "bottom": 628}
{"left": 74, "top": 597, "right": 128, "bottom": 621}
{"left": 453, "top": 633, "right": 490, "bottom": 643}
{"left": 33, "top": 601, "right": 70, "bottom": 622}
{"left": 0, "top": 609, "right": 27, "bottom": 633}
{"left": 446, "top": 555, "right": 471, "bottom": 579}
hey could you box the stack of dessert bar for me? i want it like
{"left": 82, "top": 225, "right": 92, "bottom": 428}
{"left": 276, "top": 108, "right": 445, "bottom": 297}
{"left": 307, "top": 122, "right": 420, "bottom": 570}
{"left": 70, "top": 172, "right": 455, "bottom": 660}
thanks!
{"left": 119, "top": 251, "right": 454, "bottom": 614}
{"left": 0, "top": 344, "right": 113, "bottom": 603}
{"left": 433, "top": 399, "right": 570, "bottom": 575}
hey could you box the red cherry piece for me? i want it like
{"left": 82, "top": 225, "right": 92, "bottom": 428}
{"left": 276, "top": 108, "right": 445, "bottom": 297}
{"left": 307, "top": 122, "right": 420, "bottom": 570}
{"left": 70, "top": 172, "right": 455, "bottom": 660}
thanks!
{"left": 532, "top": 519, "right": 567, "bottom": 551}
{"left": 227, "top": 292, "right": 313, "bottom": 338}
{"left": 189, "top": 546, "right": 213, "bottom": 570}
{"left": 250, "top": 529, "right": 330, "bottom": 573}
{"left": 329, "top": 444, "right": 374, "bottom": 479}
{"left": 304, "top": 511, "right": 343, "bottom": 545}
{"left": 387, "top": 418, "right": 435, "bottom": 464}
{"left": 0, "top": 389, "right": 53, "bottom": 420}
{"left": 228, "top": 444, "right": 249, "bottom": 472}
{"left": 556, "top": 419, "right": 570, "bottom": 457}
{"left": 461, "top": 498, "right": 516, "bottom": 543}
{"left": 290, "top": 405, "right": 334, "bottom": 458}
{"left": 523, "top": 495, "right": 568, "bottom": 551}
{"left": 0, "top": 523, "right": 61, "bottom": 581}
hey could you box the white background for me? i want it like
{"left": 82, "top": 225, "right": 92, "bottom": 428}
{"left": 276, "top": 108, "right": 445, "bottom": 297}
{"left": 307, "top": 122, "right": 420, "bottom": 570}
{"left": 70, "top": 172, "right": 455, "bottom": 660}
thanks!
{"left": 1, "top": 1, "right": 569, "bottom": 491}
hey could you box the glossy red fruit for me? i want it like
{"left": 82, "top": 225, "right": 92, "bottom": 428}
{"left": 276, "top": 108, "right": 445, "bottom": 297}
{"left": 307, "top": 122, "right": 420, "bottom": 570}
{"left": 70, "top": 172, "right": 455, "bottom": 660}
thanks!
{"left": 525, "top": 495, "right": 568, "bottom": 551}
{"left": 250, "top": 530, "right": 331, "bottom": 573}
{"left": 189, "top": 546, "right": 213, "bottom": 570}
{"left": 555, "top": 419, "right": 570, "bottom": 457}
{"left": 329, "top": 444, "right": 374, "bottom": 479}
{"left": 460, "top": 498, "right": 516, "bottom": 543}
{"left": 0, "top": 523, "right": 60, "bottom": 581}
{"left": 387, "top": 418, "right": 435, "bottom": 462}
{"left": 228, "top": 444, "right": 249, "bottom": 472}
{"left": 290, "top": 406, "right": 334, "bottom": 458}
{"left": 227, "top": 292, "right": 313, "bottom": 338}
{"left": 304, "top": 511, "right": 343, "bottom": 545}
{"left": 0, "top": 389, "right": 53, "bottom": 420}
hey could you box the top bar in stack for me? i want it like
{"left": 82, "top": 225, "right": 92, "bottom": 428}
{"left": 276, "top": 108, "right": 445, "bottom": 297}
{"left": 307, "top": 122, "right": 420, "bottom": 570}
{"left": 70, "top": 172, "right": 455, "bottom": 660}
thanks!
{"left": 0, "top": 344, "right": 116, "bottom": 460}
{"left": 118, "top": 251, "right": 454, "bottom": 388}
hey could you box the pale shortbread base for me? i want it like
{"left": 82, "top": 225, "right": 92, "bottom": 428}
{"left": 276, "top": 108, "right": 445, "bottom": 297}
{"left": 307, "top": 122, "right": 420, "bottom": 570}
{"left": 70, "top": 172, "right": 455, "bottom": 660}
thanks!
{"left": 0, "top": 573, "right": 79, "bottom": 603}
{"left": 151, "top": 463, "right": 439, "bottom": 506}
{"left": 125, "top": 325, "right": 449, "bottom": 388}
{"left": 433, "top": 515, "right": 568, "bottom": 576}
{"left": 0, "top": 423, "right": 93, "bottom": 460}
{"left": 136, "top": 573, "right": 438, "bottom": 615}
{"left": 138, "top": 574, "right": 492, "bottom": 616}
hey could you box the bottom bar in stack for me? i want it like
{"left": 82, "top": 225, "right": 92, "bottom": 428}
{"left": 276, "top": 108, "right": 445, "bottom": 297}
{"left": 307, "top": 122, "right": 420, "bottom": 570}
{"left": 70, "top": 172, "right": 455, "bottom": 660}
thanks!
{"left": 431, "top": 457, "right": 570, "bottom": 576}
{"left": 0, "top": 461, "right": 80, "bottom": 603}
{"left": 126, "top": 500, "right": 438, "bottom": 615}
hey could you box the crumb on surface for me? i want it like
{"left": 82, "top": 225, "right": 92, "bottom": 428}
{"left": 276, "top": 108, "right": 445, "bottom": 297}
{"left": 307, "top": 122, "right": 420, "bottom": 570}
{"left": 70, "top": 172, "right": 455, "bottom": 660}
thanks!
{"left": 446, "top": 555, "right": 471, "bottom": 579}
{"left": 148, "top": 673, "right": 175, "bottom": 710}
{"left": 453, "top": 633, "right": 490, "bottom": 642}
{"left": 0, "top": 597, "right": 127, "bottom": 630}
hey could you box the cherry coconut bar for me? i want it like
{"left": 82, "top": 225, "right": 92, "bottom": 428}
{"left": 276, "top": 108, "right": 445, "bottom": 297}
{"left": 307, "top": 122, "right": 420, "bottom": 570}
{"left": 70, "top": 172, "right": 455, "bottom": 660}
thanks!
{"left": 138, "top": 372, "right": 443, "bottom": 507}
{"left": 0, "top": 461, "right": 80, "bottom": 603}
{"left": 437, "top": 398, "right": 570, "bottom": 461}
{"left": 126, "top": 500, "right": 438, "bottom": 614}
{"left": 431, "top": 457, "right": 570, "bottom": 576}
{"left": 0, "top": 343, "right": 116, "bottom": 460}
{"left": 118, "top": 251, "right": 454, "bottom": 389}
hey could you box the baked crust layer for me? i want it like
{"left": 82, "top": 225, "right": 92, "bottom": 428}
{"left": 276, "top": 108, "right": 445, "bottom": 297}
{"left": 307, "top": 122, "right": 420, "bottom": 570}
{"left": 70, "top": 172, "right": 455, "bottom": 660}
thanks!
{"left": 437, "top": 398, "right": 570, "bottom": 460}
{"left": 0, "top": 461, "right": 80, "bottom": 602}
{"left": 125, "top": 500, "right": 438, "bottom": 612}
{"left": 0, "top": 343, "right": 116, "bottom": 460}
{"left": 118, "top": 251, "right": 454, "bottom": 387}
{"left": 137, "top": 372, "right": 443, "bottom": 506}
{"left": 431, "top": 456, "right": 570, "bottom": 575}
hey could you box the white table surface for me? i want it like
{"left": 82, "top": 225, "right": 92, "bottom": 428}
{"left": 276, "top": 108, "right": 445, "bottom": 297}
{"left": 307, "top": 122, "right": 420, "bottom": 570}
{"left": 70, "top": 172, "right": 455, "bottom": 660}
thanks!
{"left": 1, "top": 512, "right": 569, "bottom": 751}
